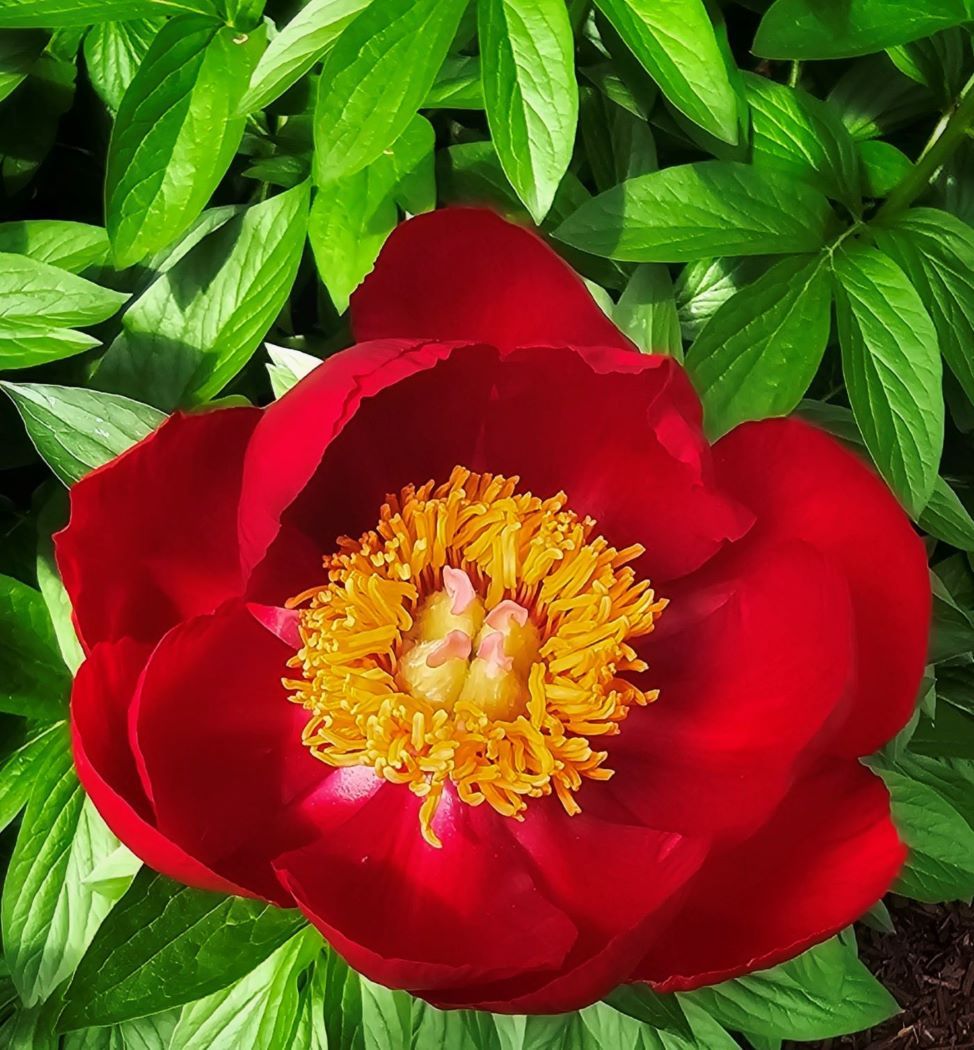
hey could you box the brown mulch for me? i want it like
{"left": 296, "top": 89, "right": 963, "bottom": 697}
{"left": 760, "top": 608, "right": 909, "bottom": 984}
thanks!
{"left": 793, "top": 899, "right": 974, "bottom": 1050}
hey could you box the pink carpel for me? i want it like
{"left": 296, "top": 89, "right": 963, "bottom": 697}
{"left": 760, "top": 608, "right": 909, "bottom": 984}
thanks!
{"left": 485, "top": 599, "right": 529, "bottom": 631}
{"left": 476, "top": 631, "right": 514, "bottom": 677}
{"left": 443, "top": 566, "right": 477, "bottom": 614}
{"left": 426, "top": 629, "right": 472, "bottom": 668}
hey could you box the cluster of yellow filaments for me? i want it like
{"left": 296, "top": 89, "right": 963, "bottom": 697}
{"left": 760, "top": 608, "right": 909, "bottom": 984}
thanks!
{"left": 285, "top": 467, "right": 666, "bottom": 847}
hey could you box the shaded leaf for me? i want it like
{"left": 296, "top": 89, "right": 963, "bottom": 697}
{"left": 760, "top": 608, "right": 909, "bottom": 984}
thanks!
{"left": 83, "top": 18, "right": 163, "bottom": 114}
{"left": 833, "top": 242, "right": 943, "bottom": 515}
{"left": 688, "top": 252, "right": 831, "bottom": 438}
{"left": 745, "top": 73, "right": 860, "bottom": 208}
{"left": 874, "top": 207, "right": 974, "bottom": 407}
{"left": 2, "top": 382, "right": 165, "bottom": 487}
{"left": 60, "top": 870, "right": 307, "bottom": 1029}
{"left": 0, "top": 573, "right": 68, "bottom": 720}
{"left": 554, "top": 161, "right": 836, "bottom": 261}
{"left": 594, "top": 0, "right": 738, "bottom": 143}
{"left": 97, "top": 183, "right": 309, "bottom": 410}
{"left": 754, "top": 0, "right": 974, "bottom": 60}
{"left": 614, "top": 263, "right": 682, "bottom": 358}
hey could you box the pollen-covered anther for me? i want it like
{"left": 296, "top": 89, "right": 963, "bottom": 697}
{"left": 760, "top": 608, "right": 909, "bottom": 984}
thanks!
{"left": 285, "top": 467, "right": 666, "bottom": 848}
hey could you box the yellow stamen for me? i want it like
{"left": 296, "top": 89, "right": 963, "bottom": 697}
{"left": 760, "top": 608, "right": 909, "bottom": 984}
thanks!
{"left": 285, "top": 468, "right": 666, "bottom": 848}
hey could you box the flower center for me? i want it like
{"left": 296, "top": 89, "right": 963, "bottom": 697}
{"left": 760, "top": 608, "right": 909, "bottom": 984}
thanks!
{"left": 285, "top": 468, "right": 666, "bottom": 847}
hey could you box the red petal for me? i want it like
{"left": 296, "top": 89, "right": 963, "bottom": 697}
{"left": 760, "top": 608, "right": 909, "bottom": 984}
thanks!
{"left": 238, "top": 339, "right": 472, "bottom": 587}
{"left": 71, "top": 639, "right": 251, "bottom": 897}
{"left": 131, "top": 602, "right": 324, "bottom": 904}
{"left": 713, "top": 418, "right": 930, "bottom": 756}
{"left": 599, "top": 539, "right": 855, "bottom": 835}
{"left": 274, "top": 784, "right": 577, "bottom": 994}
{"left": 242, "top": 343, "right": 750, "bottom": 605}
{"left": 418, "top": 807, "right": 706, "bottom": 1014}
{"left": 350, "top": 208, "right": 632, "bottom": 352}
{"left": 478, "top": 347, "right": 752, "bottom": 582}
{"left": 57, "top": 407, "right": 260, "bottom": 650}
{"left": 635, "top": 760, "right": 905, "bottom": 991}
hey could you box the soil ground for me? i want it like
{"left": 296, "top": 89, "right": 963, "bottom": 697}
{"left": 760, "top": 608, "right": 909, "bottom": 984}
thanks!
{"left": 793, "top": 899, "right": 974, "bottom": 1049}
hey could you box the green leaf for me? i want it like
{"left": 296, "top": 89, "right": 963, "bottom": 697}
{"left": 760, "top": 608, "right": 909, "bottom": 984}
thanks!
{"left": 62, "top": 1011, "right": 181, "bottom": 1050}
{"left": 0, "top": 29, "right": 47, "bottom": 103}
{"left": 0, "top": 573, "right": 68, "bottom": 720}
{"left": 874, "top": 208, "right": 974, "bottom": 408}
{"left": 410, "top": 1000, "right": 502, "bottom": 1050}
{"left": 494, "top": 1013, "right": 589, "bottom": 1050}
{"left": 0, "top": 252, "right": 125, "bottom": 326}
{"left": 479, "top": 0, "right": 577, "bottom": 222}
{"left": 266, "top": 343, "right": 321, "bottom": 399}
{"left": 3, "top": 737, "right": 136, "bottom": 1007}
{"left": 60, "top": 870, "right": 307, "bottom": 1030}
{"left": 833, "top": 242, "right": 943, "bottom": 515}
{"left": 885, "top": 752, "right": 974, "bottom": 831}
{"left": 920, "top": 478, "right": 974, "bottom": 551}
{"left": 674, "top": 255, "right": 769, "bottom": 341}
{"left": 887, "top": 27, "right": 970, "bottom": 108}
{"left": 315, "top": 948, "right": 413, "bottom": 1050}
{"left": 913, "top": 701, "right": 974, "bottom": 759}
{"left": 939, "top": 665, "right": 974, "bottom": 719}
{"left": 930, "top": 571, "right": 974, "bottom": 664}
{"left": 106, "top": 16, "right": 264, "bottom": 268}
{"left": 614, "top": 263, "right": 683, "bottom": 359}
{"left": 240, "top": 0, "right": 370, "bottom": 114}
{"left": 0, "top": 724, "right": 62, "bottom": 835}
{"left": 857, "top": 140, "right": 912, "bottom": 198}
{"left": 754, "top": 0, "right": 974, "bottom": 60}
{"left": 594, "top": 0, "right": 739, "bottom": 144}
{"left": 2, "top": 383, "right": 165, "bottom": 487}
{"left": 603, "top": 984, "right": 692, "bottom": 1037}
{"left": 685, "top": 936, "right": 899, "bottom": 1040}
{"left": 307, "top": 168, "right": 395, "bottom": 314}
{"left": 0, "top": 0, "right": 219, "bottom": 27}
{"left": 83, "top": 18, "right": 164, "bottom": 115}
{"left": 688, "top": 253, "right": 831, "bottom": 439}
{"left": 872, "top": 764, "right": 974, "bottom": 901}
{"left": 744, "top": 73, "right": 860, "bottom": 208}
{"left": 0, "top": 220, "right": 109, "bottom": 273}
{"left": 828, "top": 56, "right": 931, "bottom": 142}
{"left": 576, "top": 1004, "right": 665, "bottom": 1049}
{"left": 309, "top": 116, "right": 433, "bottom": 312}
{"left": 0, "top": 324, "right": 99, "bottom": 370}
{"left": 425, "top": 54, "right": 483, "bottom": 109}
{"left": 170, "top": 930, "right": 320, "bottom": 1049}
{"left": 34, "top": 489, "right": 87, "bottom": 674}
{"left": 0, "top": 48, "right": 76, "bottom": 194}
{"left": 554, "top": 161, "right": 836, "bottom": 261}
{"left": 580, "top": 86, "right": 658, "bottom": 193}
{"left": 97, "top": 182, "right": 309, "bottom": 410}
{"left": 0, "top": 1005, "right": 58, "bottom": 1050}
{"left": 312, "top": 0, "right": 467, "bottom": 183}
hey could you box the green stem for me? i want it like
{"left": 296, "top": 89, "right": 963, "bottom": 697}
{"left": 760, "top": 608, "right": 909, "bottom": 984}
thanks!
{"left": 875, "top": 73, "right": 974, "bottom": 223}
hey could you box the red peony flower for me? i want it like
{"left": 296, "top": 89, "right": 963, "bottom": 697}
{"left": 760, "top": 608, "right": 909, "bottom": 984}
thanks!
{"left": 58, "top": 208, "right": 929, "bottom": 1013}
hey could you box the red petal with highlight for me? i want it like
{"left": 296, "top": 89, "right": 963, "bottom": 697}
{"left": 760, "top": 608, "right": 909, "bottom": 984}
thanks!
{"left": 57, "top": 407, "right": 259, "bottom": 650}
{"left": 713, "top": 418, "right": 930, "bottom": 756}
{"left": 635, "top": 760, "right": 906, "bottom": 991}
{"left": 350, "top": 208, "right": 632, "bottom": 352}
